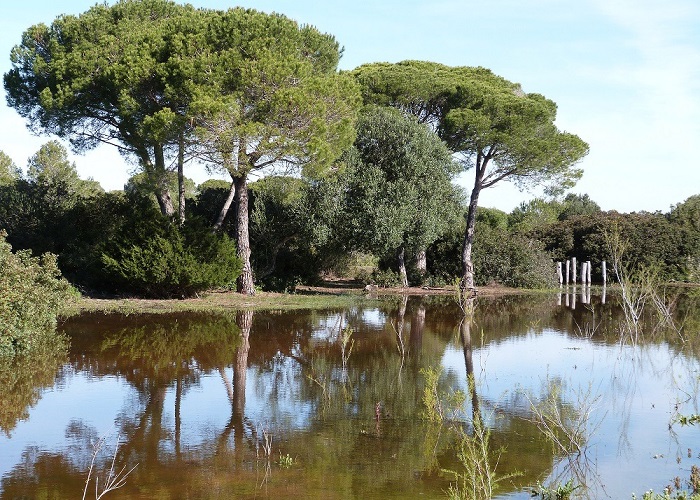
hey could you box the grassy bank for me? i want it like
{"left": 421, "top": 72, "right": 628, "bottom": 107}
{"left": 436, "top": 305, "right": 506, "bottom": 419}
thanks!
{"left": 59, "top": 283, "right": 532, "bottom": 317}
{"left": 60, "top": 290, "right": 365, "bottom": 317}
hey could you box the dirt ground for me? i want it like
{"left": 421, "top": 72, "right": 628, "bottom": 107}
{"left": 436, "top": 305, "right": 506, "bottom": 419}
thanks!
{"left": 294, "top": 279, "right": 523, "bottom": 297}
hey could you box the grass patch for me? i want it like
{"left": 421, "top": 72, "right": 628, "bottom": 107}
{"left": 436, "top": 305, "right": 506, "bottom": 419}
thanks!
{"left": 60, "top": 290, "right": 373, "bottom": 317}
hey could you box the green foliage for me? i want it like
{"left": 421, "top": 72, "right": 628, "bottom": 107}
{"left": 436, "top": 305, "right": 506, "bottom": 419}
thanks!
{"left": 353, "top": 61, "right": 588, "bottom": 289}
{"left": 0, "top": 151, "right": 20, "bottom": 186}
{"left": 477, "top": 206, "right": 509, "bottom": 230}
{"left": 100, "top": 202, "right": 242, "bottom": 298}
{"left": 532, "top": 211, "right": 700, "bottom": 282}
{"left": 248, "top": 176, "right": 330, "bottom": 291}
{"left": 427, "top": 218, "right": 557, "bottom": 288}
{"left": 339, "top": 105, "right": 461, "bottom": 281}
{"left": 531, "top": 479, "right": 579, "bottom": 499}
{"left": 508, "top": 198, "right": 562, "bottom": 232}
{"left": 6, "top": 0, "right": 359, "bottom": 218}
{"left": 558, "top": 193, "right": 601, "bottom": 221}
{"left": 669, "top": 195, "right": 700, "bottom": 232}
{"left": 476, "top": 226, "right": 557, "bottom": 288}
{"left": 125, "top": 171, "right": 196, "bottom": 212}
{"left": 367, "top": 268, "right": 403, "bottom": 288}
{"left": 0, "top": 230, "right": 74, "bottom": 357}
{"left": 0, "top": 142, "right": 107, "bottom": 269}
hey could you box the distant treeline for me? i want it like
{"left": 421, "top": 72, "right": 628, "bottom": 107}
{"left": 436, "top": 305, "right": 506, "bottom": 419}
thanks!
{"left": 1, "top": 142, "right": 698, "bottom": 297}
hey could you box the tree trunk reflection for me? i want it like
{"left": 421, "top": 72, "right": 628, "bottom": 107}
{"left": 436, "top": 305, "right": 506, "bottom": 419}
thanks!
{"left": 460, "top": 298, "right": 480, "bottom": 421}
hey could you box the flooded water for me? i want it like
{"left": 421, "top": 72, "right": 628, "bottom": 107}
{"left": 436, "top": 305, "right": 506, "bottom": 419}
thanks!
{"left": 1, "top": 290, "right": 700, "bottom": 499}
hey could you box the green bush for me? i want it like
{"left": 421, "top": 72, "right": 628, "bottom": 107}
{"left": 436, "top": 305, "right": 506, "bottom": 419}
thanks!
{"left": 101, "top": 215, "right": 242, "bottom": 298}
{"left": 366, "top": 268, "right": 403, "bottom": 287}
{"left": 475, "top": 226, "right": 557, "bottom": 288}
{"left": 426, "top": 223, "right": 557, "bottom": 289}
{"left": 0, "top": 231, "right": 74, "bottom": 357}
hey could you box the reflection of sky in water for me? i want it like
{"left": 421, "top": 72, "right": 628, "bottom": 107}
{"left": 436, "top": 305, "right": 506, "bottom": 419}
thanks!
{"left": 0, "top": 370, "right": 127, "bottom": 478}
{"left": 0, "top": 357, "right": 314, "bottom": 480}
{"left": 3, "top": 298, "right": 700, "bottom": 499}
{"left": 311, "top": 309, "right": 387, "bottom": 343}
{"left": 442, "top": 328, "right": 700, "bottom": 498}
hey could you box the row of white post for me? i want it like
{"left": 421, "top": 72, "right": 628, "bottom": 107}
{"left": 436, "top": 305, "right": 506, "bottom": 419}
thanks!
{"left": 556, "top": 258, "right": 607, "bottom": 286}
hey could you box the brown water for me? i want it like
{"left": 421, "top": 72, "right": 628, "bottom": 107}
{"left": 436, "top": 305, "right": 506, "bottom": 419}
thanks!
{"left": 1, "top": 291, "right": 700, "bottom": 499}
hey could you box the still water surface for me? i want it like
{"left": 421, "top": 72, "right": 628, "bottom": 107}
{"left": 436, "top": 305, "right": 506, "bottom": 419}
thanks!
{"left": 1, "top": 291, "right": 699, "bottom": 499}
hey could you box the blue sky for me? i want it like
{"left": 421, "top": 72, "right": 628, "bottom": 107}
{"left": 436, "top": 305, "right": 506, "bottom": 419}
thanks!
{"left": 1, "top": 0, "right": 698, "bottom": 213}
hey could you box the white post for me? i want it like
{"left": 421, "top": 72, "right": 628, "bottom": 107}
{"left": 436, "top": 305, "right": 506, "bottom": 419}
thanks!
{"left": 557, "top": 262, "right": 563, "bottom": 286}
{"left": 586, "top": 260, "right": 592, "bottom": 285}
{"left": 565, "top": 260, "right": 570, "bottom": 285}
{"left": 572, "top": 257, "right": 577, "bottom": 284}
{"left": 602, "top": 260, "right": 607, "bottom": 285}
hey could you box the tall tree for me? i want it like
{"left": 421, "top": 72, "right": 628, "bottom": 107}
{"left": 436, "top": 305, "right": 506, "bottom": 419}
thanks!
{"left": 558, "top": 193, "right": 601, "bottom": 220}
{"left": 188, "top": 9, "right": 360, "bottom": 294}
{"left": 353, "top": 61, "right": 589, "bottom": 292}
{"left": 669, "top": 194, "right": 700, "bottom": 233}
{"left": 4, "top": 0, "right": 202, "bottom": 218}
{"left": 0, "top": 151, "right": 20, "bottom": 186}
{"left": 341, "top": 105, "right": 461, "bottom": 287}
{"left": 27, "top": 140, "right": 103, "bottom": 204}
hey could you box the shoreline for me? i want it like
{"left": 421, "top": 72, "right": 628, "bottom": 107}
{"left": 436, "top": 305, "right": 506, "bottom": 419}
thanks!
{"left": 61, "top": 283, "right": 532, "bottom": 316}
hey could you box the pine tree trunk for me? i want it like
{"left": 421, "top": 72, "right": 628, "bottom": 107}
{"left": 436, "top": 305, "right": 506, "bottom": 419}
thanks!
{"left": 155, "top": 186, "right": 175, "bottom": 217}
{"left": 415, "top": 249, "right": 427, "bottom": 276}
{"left": 234, "top": 174, "right": 255, "bottom": 295}
{"left": 398, "top": 246, "right": 408, "bottom": 288}
{"left": 460, "top": 156, "right": 487, "bottom": 295}
{"left": 153, "top": 144, "right": 175, "bottom": 217}
{"left": 213, "top": 178, "right": 236, "bottom": 232}
{"left": 177, "top": 133, "right": 186, "bottom": 224}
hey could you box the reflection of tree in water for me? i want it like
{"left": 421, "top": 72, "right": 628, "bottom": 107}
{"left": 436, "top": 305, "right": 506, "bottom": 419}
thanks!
{"left": 8, "top": 293, "right": 684, "bottom": 498}
{"left": 216, "top": 310, "right": 254, "bottom": 465}
{"left": 0, "top": 336, "right": 67, "bottom": 435}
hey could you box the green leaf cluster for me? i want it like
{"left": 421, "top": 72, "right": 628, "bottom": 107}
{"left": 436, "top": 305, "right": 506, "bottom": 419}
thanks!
{"left": 352, "top": 60, "right": 589, "bottom": 195}
{"left": 0, "top": 230, "right": 74, "bottom": 357}
{"left": 100, "top": 207, "right": 242, "bottom": 299}
{"left": 341, "top": 105, "right": 461, "bottom": 259}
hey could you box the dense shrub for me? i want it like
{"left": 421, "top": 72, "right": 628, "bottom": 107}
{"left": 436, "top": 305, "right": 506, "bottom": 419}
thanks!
{"left": 100, "top": 207, "right": 242, "bottom": 298}
{"left": 0, "top": 231, "right": 74, "bottom": 357}
{"left": 475, "top": 226, "right": 557, "bottom": 288}
{"left": 531, "top": 211, "right": 700, "bottom": 282}
{"left": 426, "top": 222, "right": 557, "bottom": 289}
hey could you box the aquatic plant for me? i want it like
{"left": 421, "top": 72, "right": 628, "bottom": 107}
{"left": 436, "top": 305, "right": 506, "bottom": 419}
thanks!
{"left": 444, "top": 414, "right": 513, "bottom": 500}
{"left": 82, "top": 433, "right": 137, "bottom": 500}
{"left": 531, "top": 478, "right": 579, "bottom": 499}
